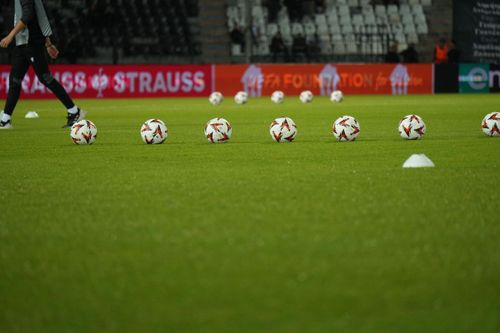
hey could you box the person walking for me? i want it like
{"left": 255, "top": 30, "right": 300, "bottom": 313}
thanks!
{"left": 0, "top": 0, "right": 85, "bottom": 129}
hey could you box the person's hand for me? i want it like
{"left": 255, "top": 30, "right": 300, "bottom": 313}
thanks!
{"left": 0, "top": 35, "right": 13, "bottom": 48}
{"left": 46, "top": 45, "right": 59, "bottom": 59}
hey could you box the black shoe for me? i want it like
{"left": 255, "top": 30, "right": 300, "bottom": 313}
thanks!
{"left": 62, "top": 108, "right": 86, "bottom": 128}
{"left": 0, "top": 119, "right": 13, "bottom": 129}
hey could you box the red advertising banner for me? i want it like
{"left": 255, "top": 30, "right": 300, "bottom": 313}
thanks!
{"left": 215, "top": 64, "right": 433, "bottom": 96}
{"left": 0, "top": 63, "right": 432, "bottom": 99}
{"left": 0, "top": 65, "right": 212, "bottom": 99}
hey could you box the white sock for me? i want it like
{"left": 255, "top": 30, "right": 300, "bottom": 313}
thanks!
{"left": 68, "top": 106, "right": 79, "bottom": 114}
{"left": 1, "top": 112, "right": 11, "bottom": 123}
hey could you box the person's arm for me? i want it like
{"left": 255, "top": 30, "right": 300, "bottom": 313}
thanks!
{"left": 0, "top": 0, "right": 33, "bottom": 48}
{"left": 45, "top": 36, "right": 59, "bottom": 59}
{"left": 0, "top": 20, "right": 26, "bottom": 48}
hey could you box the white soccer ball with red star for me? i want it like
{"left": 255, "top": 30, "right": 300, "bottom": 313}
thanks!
{"left": 209, "top": 92, "right": 224, "bottom": 105}
{"left": 332, "top": 115, "right": 360, "bottom": 141}
{"left": 234, "top": 91, "right": 248, "bottom": 105}
{"left": 299, "top": 90, "right": 314, "bottom": 103}
{"left": 204, "top": 117, "right": 232, "bottom": 143}
{"left": 398, "top": 114, "right": 426, "bottom": 140}
{"left": 70, "top": 120, "right": 97, "bottom": 145}
{"left": 269, "top": 117, "right": 297, "bottom": 143}
{"left": 140, "top": 119, "right": 168, "bottom": 144}
{"left": 481, "top": 112, "right": 500, "bottom": 137}
{"left": 330, "top": 90, "right": 344, "bottom": 103}
{"left": 271, "top": 90, "right": 285, "bottom": 104}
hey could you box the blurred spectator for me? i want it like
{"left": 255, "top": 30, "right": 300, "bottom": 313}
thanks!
{"left": 447, "top": 40, "right": 461, "bottom": 63}
{"left": 385, "top": 44, "right": 400, "bottom": 63}
{"left": 315, "top": 0, "right": 326, "bottom": 13}
{"left": 307, "top": 33, "right": 321, "bottom": 62}
{"left": 284, "top": 0, "right": 303, "bottom": 22}
{"left": 230, "top": 25, "right": 245, "bottom": 52}
{"left": 400, "top": 43, "right": 419, "bottom": 63}
{"left": 265, "top": 0, "right": 281, "bottom": 23}
{"left": 434, "top": 38, "right": 449, "bottom": 63}
{"left": 270, "top": 31, "right": 288, "bottom": 62}
{"left": 303, "top": 0, "right": 315, "bottom": 17}
{"left": 292, "top": 33, "right": 307, "bottom": 62}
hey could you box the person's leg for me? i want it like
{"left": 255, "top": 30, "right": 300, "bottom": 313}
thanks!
{"left": 30, "top": 44, "right": 75, "bottom": 109}
{"left": 29, "top": 44, "right": 85, "bottom": 127}
{"left": 1, "top": 47, "right": 30, "bottom": 128}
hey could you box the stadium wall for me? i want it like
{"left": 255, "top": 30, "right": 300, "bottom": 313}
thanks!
{"left": 0, "top": 64, "right": 498, "bottom": 99}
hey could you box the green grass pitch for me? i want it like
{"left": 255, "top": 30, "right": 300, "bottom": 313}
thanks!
{"left": 0, "top": 94, "right": 499, "bottom": 332}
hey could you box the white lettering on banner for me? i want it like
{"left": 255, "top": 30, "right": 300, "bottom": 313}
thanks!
{"left": 181, "top": 72, "right": 193, "bottom": 92}
{"left": 75, "top": 72, "right": 87, "bottom": 93}
{"left": 1, "top": 72, "right": 9, "bottom": 92}
{"left": 139, "top": 72, "right": 152, "bottom": 93}
{"left": 193, "top": 71, "right": 205, "bottom": 92}
{"left": 114, "top": 72, "right": 126, "bottom": 93}
{"left": 167, "top": 72, "right": 180, "bottom": 92}
{"left": 61, "top": 72, "right": 74, "bottom": 92}
{"left": 31, "top": 77, "right": 45, "bottom": 93}
{"left": 22, "top": 76, "right": 31, "bottom": 93}
{"left": 126, "top": 72, "right": 139, "bottom": 93}
{"left": 490, "top": 70, "right": 500, "bottom": 88}
{"left": 0, "top": 67, "right": 209, "bottom": 97}
{"left": 153, "top": 72, "right": 167, "bottom": 92}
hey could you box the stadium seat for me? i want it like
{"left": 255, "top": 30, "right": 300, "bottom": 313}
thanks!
{"left": 417, "top": 23, "right": 428, "bottom": 34}
{"left": 400, "top": 4, "right": 411, "bottom": 15}
{"left": 404, "top": 23, "right": 416, "bottom": 34}
{"left": 331, "top": 33, "right": 344, "bottom": 43}
{"left": 387, "top": 5, "right": 398, "bottom": 15}
{"left": 364, "top": 13, "right": 376, "bottom": 25}
{"left": 352, "top": 14, "right": 363, "bottom": 26}
{"left": 407, "top": 32, "right": 419, "bottom": 44}
{"left": 329, "top": 24, "right": 342, "bottom": 34}
{"left": 346, "top": 42, "right": 357, "bottom": 54}
{"left": 267, "top": 23, "right": 278, "bottom": 37}
{"left": 402, "top": 14, "right": 414, "bottom": 25}
{"left": 342, "top": 24, "right": 354, "bottom": 34}
{"left": 375, "top": 5, "right": 386, "bottom": 17}
{"left": 292, "top": 23, "right": 304, "bottom": 35}
{"left": 340, "top": 15, "right": 352, "bottom": 25}
{"left": 338, "top": 5, "right": 350, "bottom": 17}
{"left": 304, "top": 22, "right": 316, "bottom": 36}
{"left": 412, "top": 4, "right": 424, "bottom": 15}
{"left": 334, "top": 43, "right": 346, "bottom": 55}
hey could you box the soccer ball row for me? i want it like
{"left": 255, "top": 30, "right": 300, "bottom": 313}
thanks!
{"left": 70, "top": 112, "right": 500, "bottom": 145}
{"left": 209, "top": 90, "right": 344, "bottom": 105}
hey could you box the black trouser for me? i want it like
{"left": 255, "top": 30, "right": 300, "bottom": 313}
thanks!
{"left": 3, "top": 43, "right": 75, "bottom": 116}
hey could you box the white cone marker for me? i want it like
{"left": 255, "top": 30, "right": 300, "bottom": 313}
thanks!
{"left": 403, "top": 154, "right": 435, "bottom": 168}
{"left": 25, "top": 111, "right": 39, "bottom": 119}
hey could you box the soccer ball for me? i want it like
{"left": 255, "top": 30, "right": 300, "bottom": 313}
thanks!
{"left": 481, "top": 112, "right": 500, "bottom": 137}
{"left": 70, "top": 120, "right": 97, "bottom": 145}
{"left": 234, "top": 91, "right": 248, "bottom": 105}
{"left": 204, "top": 117, "right": 232, "bottom": 143}
{"left": 330, "top": 90, "right": 344, "bottom": 103}
{"left": 299, "top": 90, "right": 314, "bottom": 103}
{"left": 209, "top": 92, "right": 224, "bottom": 105}
{"left": 140, "top": 119, "right": 168, "bottom": 144}
{"left": 399, "top": 114, "right": 426, "bottom": 140}
{"left": 271, "top": 90, "right": 285, "bottom": 104}
{"left": 332, "top": 115, "right": 360, "bottom": 141}
{"left": 269, "top": 117, "right": 297, "bottom": 143}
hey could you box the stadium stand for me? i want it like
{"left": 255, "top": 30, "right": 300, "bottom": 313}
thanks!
{"left": 0, "top": 0, "right": 202, "bottom": 64}
{"left": 226, "top": 0, "right": 434, "bottom": 62}
{"left": 0, "top": 0, "right": 450, "bottom": 64}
